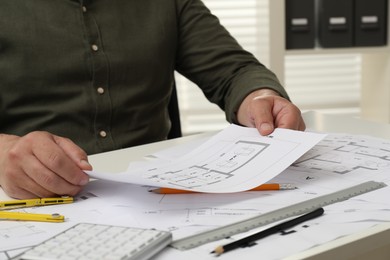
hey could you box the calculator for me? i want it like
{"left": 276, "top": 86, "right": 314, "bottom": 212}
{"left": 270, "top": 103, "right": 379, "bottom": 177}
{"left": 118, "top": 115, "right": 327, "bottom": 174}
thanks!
{"left": 16, "top": 223, "right": 172, "bottom": 260}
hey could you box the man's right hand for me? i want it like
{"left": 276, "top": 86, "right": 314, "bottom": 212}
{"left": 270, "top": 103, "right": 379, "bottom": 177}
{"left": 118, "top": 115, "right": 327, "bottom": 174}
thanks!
{"left": 0, "top": 131, "right": 91, "bottom": 199}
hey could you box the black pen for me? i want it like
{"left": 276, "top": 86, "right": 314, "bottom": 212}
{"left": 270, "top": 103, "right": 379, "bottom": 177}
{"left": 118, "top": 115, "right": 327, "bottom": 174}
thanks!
{"left": 211, "top": 207, "right": 325, "bottom": 255}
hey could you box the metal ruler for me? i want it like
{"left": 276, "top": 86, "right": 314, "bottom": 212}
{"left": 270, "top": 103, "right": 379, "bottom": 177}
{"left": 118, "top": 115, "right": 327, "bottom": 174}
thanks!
{"left": 170, "top": 180, "right": 387, "bottom": 250}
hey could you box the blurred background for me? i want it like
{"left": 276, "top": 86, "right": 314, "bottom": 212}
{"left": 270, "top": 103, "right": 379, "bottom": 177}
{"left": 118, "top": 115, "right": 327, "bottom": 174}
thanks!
{"left": 176, "top": 0, "right": 389, "bottom": 135}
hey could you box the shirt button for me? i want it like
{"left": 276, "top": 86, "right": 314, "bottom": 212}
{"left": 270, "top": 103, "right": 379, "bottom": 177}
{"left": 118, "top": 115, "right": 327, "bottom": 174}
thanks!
{"left": 82, "top": 6, "right": 87, "bottom": 12}
{"left": 97, "top": 87, "right": 105, "bottom": 94}
{"left": 99, "top": 131, "right": 107, "bottom": 138}
{"left": 91, "top": 44, "right": 99, "bottom": 51}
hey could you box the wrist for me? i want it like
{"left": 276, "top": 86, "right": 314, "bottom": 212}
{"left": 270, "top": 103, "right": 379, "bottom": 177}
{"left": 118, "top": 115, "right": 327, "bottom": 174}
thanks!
{"left": 251, "top": 88, "right": 281, "bottom": 99}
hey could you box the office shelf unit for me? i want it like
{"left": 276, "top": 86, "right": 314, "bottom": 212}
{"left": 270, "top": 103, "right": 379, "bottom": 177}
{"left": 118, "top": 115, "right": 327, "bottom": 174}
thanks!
{"left": 268, "top": 0, "right": 390, "bottom": 123}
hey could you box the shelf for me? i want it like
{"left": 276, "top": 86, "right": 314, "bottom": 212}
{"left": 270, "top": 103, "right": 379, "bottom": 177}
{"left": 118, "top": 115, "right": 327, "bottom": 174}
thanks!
{"left": 269, "top": 0, "right": 390, "bottom": 123}
{"left": 285, "top": 46, "right": 390, "bottom": 56}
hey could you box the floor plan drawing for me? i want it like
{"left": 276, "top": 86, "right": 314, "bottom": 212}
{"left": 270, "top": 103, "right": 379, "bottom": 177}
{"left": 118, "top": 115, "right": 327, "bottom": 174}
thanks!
{"left": 0, "top": 223, "right": 44, "bottom": 241}
{"left": 88, "top": 125, "right": 325, "bottom": 193}
{"left": 142, "top": 140, "right": 270, "bottom": 189}
{"left": 291, "top": 134, "right": 390, "bottom": 177}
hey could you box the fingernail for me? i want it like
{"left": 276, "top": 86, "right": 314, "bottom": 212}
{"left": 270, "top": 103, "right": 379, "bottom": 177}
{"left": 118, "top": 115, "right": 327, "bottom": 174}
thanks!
{"left": 79, "top": 176, "right": 90, "bottom": 186}
{"left": 81, "top": 159, "right": 92, "bottom": 170}
{"left": 260, "top": 123, "right": 273, "bottom": 132}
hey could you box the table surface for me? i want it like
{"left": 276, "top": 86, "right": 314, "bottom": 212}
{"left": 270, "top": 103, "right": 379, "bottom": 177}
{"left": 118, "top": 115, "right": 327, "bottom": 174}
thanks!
{"left": 86, "top": 111, "right": 390, "bottom": 260}
{"left": 2, "top": 111, "right": 390, "bottom": 259}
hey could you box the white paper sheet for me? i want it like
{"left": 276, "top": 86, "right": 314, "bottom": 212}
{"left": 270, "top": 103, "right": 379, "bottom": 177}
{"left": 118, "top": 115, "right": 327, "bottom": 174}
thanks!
{"left": 87, "top": 124, "right": 326, "bottom": 193}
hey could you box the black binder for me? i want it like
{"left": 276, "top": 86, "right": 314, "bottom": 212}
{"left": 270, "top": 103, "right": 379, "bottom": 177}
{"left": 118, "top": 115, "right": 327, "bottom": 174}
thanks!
{"left": 285, "top": 0, "right": 315, "bottom": 49}
{"left": 318, "top": 0, "right": 354, "bottom": 48}
{"left": 354, "top": 0, "right": 388, "bottom": 46}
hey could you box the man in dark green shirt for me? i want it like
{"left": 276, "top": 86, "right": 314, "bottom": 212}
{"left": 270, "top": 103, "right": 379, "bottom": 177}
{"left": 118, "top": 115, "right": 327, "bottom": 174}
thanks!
{"left": 0, "top": 0, "right": 305, "bottom": 199}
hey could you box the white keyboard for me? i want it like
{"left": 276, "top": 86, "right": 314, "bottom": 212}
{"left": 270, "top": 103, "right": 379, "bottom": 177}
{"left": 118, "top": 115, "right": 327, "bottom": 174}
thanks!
{"left": 17, "top": 223, "right": 172, "bottom": 260}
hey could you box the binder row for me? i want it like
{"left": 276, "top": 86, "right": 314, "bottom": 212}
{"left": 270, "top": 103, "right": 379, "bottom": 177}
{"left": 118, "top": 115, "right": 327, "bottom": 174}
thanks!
{"left": 286, "top": 0, "right": 388, "bottom": 49}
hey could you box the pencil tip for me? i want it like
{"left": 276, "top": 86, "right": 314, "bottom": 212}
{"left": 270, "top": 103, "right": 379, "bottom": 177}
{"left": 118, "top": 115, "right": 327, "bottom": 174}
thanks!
{"left": 212, "top": 246, "right": 224, "bottom": 255}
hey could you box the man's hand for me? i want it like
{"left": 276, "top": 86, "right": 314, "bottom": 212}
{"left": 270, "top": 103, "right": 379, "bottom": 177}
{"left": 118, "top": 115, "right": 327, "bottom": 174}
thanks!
{"left": 0, "top": 132, "right": 92, "bottom": 199}
{"left": 237, "top": 88, "right": 306, "bottom": 135}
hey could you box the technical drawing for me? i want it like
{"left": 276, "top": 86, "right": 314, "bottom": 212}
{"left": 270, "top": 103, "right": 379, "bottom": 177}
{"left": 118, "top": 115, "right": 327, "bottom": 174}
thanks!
{"left": 292, "top": 134, "right": 390, "bottom": 175}
{"left": 0, "top": 224, "right": 45, "bottom": 240}
{"left": 142, "top": 140, "right": 269, "bottom": 189}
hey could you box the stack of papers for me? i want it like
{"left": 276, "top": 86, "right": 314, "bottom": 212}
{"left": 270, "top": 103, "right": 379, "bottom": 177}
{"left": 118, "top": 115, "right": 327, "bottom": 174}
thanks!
{"left": 2, "top": 124, "right": 390, "bottom": 260}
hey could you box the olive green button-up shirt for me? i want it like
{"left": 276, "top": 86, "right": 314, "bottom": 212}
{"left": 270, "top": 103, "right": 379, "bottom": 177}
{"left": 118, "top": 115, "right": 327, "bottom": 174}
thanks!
{"left": 0, "top": 0, "right": 288, "bottom": 155}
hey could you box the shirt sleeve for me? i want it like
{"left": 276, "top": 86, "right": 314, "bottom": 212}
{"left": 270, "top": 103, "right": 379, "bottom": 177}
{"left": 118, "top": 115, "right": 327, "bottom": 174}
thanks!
{"left": 174, "top": 0, "right": 290, "bottom": 123}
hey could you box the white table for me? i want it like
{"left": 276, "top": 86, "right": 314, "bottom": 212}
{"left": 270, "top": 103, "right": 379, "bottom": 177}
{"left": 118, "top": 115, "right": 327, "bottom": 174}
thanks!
{"left": 87, "top": 111, "right": 390, "bottom": 260}
{"left": 1, "top": 111, "right": 390, "bottom": 259}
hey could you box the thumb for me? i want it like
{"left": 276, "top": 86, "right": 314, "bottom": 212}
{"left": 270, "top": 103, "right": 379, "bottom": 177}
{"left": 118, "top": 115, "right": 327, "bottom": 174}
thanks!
{"left": 252, "top": 96, "right": 275, "bottom": 136}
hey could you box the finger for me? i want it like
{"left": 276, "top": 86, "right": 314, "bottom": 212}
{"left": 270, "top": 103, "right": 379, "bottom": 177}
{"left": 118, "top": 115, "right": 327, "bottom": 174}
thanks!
{"left": 21, "top": 156, "right": 83, "bottom": 196}
{"left": 53, "top": 136, "right": 93, "bottom": 171}
{"left": 297, "top": 117, "right": 306, "bottom": 131}
{"left": 5, "top": 186, "right": 38, "bottom": 199}
{"left": 0, "top": 162, "right": 56, "bottom": 199}
{"left": 0, "top": 172, "right": 40, "bottom": 199}
{"left": 251, "top": 96, "right": 276, "bottom": 136}
{"left": 12, "top": 176, "right": 58, "bottom": 198}
{"left": 14, "top": 147, "right": 83, "bottom": 196}
{"left": 31, "top": 134, "right": 89, "bottom": 186}
{"left": 273, "top": 103, "right": 305, "bottom": 131}
{"left": 301, "top": 120, "right": 306, "bottom": 130}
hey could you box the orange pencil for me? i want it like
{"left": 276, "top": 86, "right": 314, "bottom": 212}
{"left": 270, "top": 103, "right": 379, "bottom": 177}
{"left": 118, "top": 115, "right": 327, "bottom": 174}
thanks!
{"left": 150, "top": 183, "right": 297, "bottom": 194}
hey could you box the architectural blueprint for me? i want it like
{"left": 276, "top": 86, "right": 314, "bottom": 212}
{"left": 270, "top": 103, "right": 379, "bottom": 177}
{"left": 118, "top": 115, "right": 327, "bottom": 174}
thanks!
{"left": 2, "top": 131, "right": 390, "bottom": 260}
{"left": 275, "top": 133, "right": 390, "bottom": 192}
{"left": 88, "top": 124, "right": 325, "bottom": 192}
{"left": 293, "top": 134, "right": 390, "bottom": 174}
